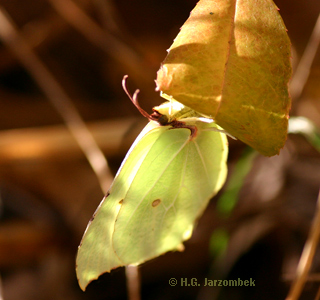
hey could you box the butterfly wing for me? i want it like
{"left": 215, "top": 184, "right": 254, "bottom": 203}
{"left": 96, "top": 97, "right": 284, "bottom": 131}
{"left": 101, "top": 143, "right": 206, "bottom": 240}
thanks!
{"left": 76, "top": 120, "right": 228, "bottom": 290}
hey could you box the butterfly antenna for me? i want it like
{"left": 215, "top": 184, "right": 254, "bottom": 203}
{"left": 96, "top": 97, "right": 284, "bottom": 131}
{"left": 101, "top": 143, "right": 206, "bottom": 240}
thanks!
{"left": 122, "top": 75, "right": 152, "bottom": 120}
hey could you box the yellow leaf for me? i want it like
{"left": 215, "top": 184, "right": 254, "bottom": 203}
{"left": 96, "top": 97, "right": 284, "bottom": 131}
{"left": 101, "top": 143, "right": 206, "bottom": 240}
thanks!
{"left": 156, "top": 0, "right": 292, "bottom": 156}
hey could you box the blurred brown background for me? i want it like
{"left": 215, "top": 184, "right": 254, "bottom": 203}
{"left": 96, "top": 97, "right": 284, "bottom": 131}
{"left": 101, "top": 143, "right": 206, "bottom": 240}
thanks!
{"left": 0, "top": 0, "right": 319, "bottom": 299}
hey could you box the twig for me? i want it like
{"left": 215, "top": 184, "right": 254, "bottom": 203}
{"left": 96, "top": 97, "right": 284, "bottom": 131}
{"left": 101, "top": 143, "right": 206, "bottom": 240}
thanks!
{"left": 47, "top": 0, "right": 152, "bottom": 82}
{"left": 290, "top": 13, "right": 320, "bottom": 100}
{"left": 0, "top": 6, "right": 112, "bottom": 193}
{"left": 0, "top": 118, "right": 141, "bottom": 164}
{"left": 286, "top": 189, "right": 320, "bottom": 300}
{"left": 0, "top": 274, "right": 3, "bottom": 300}
{"left": 0, "top": 5, "right": 144, "bottom": 299}
{"left": 92, "top": 0, "right": 123, "bottom": 34}
{"left": 126, "top": 266, "right": 141, "bottom": 300}
{"left": 284, "top": 272, "right": 320, "bottom": 282}
{"left": 315, "top": 286, "right": 320, "bottom": 300}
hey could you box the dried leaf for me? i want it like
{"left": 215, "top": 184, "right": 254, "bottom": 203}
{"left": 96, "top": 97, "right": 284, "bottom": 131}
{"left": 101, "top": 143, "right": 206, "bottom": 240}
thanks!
{"left": 156, "top": 0, "right": 292, "bottom": 156}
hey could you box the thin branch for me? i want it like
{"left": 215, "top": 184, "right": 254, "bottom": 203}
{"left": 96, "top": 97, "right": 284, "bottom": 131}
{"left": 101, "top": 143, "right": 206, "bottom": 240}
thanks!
{"left": 0, "top": 4, "right": 144, "bottom": 299}
{"left": 0, "top": 6, "right": 112, "bottom": 193}
{"left": 290, "top": 13, "right": 320, "bottom": 100}
{"left": 92, "top": 0, "right": 123, "bottom": 34}
{"left": 0, "top": 274, "right": 3, "bottom": 300}
{"left": 47, "top": 0, "right": 152, "bottom": 82}
{"left": 0, "top": 118, "right": 141, "bottom": 164}
{"left": 284, "top": 273, "right": 320, "bottom": 282}
{"left": 125, "top": 266, "right": 141, "bottom": 300}
{"left": 286, "top": 189, "right": 320, "bottom": 300}
{"left": 315, "top": 286, "right": 320, "bottom": 300}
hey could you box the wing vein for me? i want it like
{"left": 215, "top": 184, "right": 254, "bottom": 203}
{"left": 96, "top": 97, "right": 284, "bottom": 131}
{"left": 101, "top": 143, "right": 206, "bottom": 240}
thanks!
{"left": 194, "top": 138, "right": 211, "bottom": 186}
{"left": 122, "top": 137, "right": 190, "bottom": 229}
{"left": 159, "top": 142, "right": 190, "bottom": 229}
